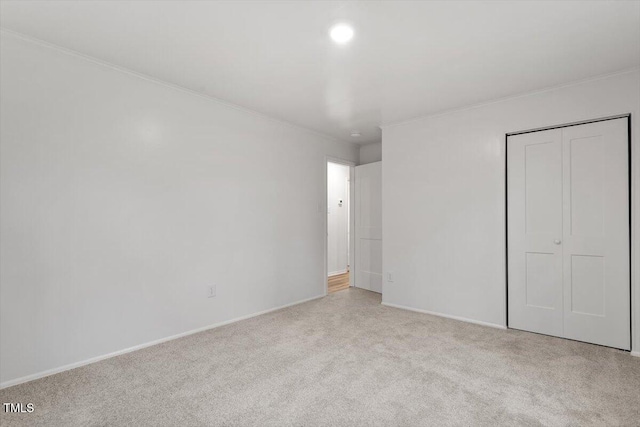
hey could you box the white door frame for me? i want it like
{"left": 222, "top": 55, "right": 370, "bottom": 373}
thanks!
{"left": 324, "top": 157, "right": 356, "bottom": 295}
{"left": 505, "top": 114, "right": 633, "bottom": 350}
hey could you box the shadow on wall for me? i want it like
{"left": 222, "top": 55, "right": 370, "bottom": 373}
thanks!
{"left": 359, "top": 142, "right": 381, "bottom": 165}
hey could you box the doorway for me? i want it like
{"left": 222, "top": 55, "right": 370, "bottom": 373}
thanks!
{"left": 327, "top": 161, "right": 353, "bottom": 293}
{"left": 506, "top": 115, "right": 631, "bottom": 350}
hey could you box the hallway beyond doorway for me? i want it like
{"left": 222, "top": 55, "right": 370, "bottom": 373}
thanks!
{"left": 328, "top": 271, "right": 349, "bottom": 293}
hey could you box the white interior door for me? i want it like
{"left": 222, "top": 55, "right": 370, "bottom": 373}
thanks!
{"left": 561, "top": 119, "right": 630, "bottom": 348}
{"left": 507, "top": 128, "right": 564, "bottom": 338}
{"left": 508, "top": 117, "right": 630, "bottom": 350}
{"left": 355, "top": 162, "right": 382, "bottom": 293}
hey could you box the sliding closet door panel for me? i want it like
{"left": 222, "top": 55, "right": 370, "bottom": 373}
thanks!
{"left": 561, "top": 118, "right": 630, "bottom": 350}
{"left": 508, "top": 129, "right": 564, "bottom": 337}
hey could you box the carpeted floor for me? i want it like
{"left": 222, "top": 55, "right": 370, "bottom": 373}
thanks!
{"left": 1, "top": 288, "right": 639, "bottom": 426}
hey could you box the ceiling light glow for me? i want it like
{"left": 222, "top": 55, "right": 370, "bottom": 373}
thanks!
{"left": 330, "top": 24, "right": 354, "bottom": 44}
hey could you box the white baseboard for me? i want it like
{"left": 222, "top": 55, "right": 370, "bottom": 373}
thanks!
{"left": 328, "top": 269, "right": 348, "bottom": 277}
{"left": 0, "top": 294, "right": 325, "bottom": 390}
{"left": 631, "top": 351, "right": 640, "bottom": 358}
{"left": 381, "top": 302, "right": 507, "bottom": 330}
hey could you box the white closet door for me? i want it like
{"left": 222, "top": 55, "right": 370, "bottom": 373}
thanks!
{"left": 561, "top": 119, "right": 629, "bottom": 349}
{"left": 508, "top": 129, "right": 564, "bottom": 337}
{"left": 355, "top": 162, "right": 382, "bottom": 293}
{"left": 508, "top": 118, "right": 629, "bottom": 350}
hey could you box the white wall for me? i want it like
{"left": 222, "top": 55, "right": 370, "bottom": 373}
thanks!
{"left": 327, "top": 163, "right": 350, "bottom": 276}
{"left": 382, "top": 70, "right": 640, "bottom": 353}
{"left": 0, "top": 33, "right": 359, "bottom": 386}
{"left": 359, "top": 142, "right": 382, "bottom": 165}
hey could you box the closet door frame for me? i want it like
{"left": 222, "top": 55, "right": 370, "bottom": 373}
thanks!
{"left": 505, "top": 114, "right": 632, "bottom": 350}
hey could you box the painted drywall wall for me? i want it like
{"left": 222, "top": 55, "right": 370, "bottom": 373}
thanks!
{"left": 382, "top": 70, "right": 640, "bottom": 352}
{"left": 359, "top": 142, "right": 382, "bottom": 165}
{"left": 0, "top": 33, "right": 359, "bottom": 385}
{"left": 327, "top": 163, "right": 350, "bottom": 276}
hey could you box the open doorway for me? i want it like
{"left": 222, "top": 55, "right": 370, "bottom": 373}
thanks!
{"left": 327, "top": 161, "right": 353, "bottom": 293}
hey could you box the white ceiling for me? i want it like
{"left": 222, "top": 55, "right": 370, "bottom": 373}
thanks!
{"left": 1, "top": 1, "right": 639, "bottom": 145}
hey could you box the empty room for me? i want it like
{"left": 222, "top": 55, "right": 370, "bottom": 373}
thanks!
{"left": 1, "top": 1, "right": 639, "bottom": 426}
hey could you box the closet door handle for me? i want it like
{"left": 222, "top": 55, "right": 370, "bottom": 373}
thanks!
{"left": 554, "top": 239, "right": 561, "bottom": 245}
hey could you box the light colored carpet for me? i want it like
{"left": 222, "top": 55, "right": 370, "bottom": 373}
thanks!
{"left": 1, "top": 288, "right": 639, "bottom": 426}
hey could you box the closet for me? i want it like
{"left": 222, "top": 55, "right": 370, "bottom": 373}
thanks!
{"left": 507, "top": 116, "right": 630, "bottom": 350}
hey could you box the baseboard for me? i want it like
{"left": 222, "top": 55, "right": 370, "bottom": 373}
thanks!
{"left": 381, "top": 302, "right": 507, "bottom": 330}
{"left": 631, "top": 351, "right": 640, "bottom": 357}
{"left": 328, "top": 269, "right": 348, "bottom": 277}
{"left": 0, "top": 294, "right": 325, "bottom": 390}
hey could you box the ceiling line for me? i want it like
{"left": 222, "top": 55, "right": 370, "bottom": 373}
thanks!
{"left": 380, "top": 66, "right": 640, "bottom": 130}
{"left": 0, "top": 27, "right": 359, "bottom": 147}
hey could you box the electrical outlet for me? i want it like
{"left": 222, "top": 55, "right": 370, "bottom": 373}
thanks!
{"left": 387, "top": 272, "right": 394, "bottom": 282}
{"left": 207, "top": 285, "right": 216, "bottom": 298}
